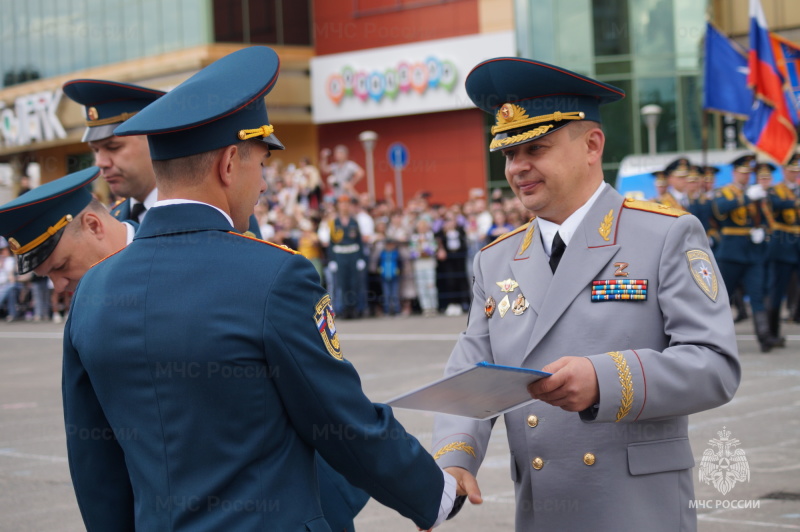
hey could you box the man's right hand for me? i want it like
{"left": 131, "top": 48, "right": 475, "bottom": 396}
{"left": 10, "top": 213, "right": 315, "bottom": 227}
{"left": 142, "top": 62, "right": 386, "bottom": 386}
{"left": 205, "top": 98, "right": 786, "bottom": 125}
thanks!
{"left": 444, "top": 467, "right": 483, "bottom": 505}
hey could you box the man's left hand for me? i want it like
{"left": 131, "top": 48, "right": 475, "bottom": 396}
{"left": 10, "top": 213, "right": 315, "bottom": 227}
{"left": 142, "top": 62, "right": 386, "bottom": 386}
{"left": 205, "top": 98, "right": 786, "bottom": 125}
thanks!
{"left": 527, "top": 356, "right": 599, "bottom": 412}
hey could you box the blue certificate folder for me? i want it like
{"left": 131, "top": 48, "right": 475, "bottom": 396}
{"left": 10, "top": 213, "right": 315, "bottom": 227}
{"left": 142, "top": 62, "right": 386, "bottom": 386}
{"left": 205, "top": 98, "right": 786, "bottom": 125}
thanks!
{"left": 386, "top": 362, "right": 551, "bottom": 420}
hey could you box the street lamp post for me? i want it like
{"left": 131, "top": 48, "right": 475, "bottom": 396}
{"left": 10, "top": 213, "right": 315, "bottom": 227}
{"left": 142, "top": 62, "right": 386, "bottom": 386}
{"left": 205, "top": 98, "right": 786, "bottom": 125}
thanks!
{"left": 640, "top": 104, "right": 663, "bottom": 155}
{"left": 358, "top": 130, "right": 378, "bottom": 205}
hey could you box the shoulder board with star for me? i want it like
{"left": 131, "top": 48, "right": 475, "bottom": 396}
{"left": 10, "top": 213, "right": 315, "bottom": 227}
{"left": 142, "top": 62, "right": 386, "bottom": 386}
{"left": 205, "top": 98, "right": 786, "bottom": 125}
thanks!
{"left": 110, "top": 198, "right": 125, "bottom": 209}
{"left": 481, "top": 222, "right": 531, "bottom": 251}
{"left": 228, "top": 231, "right": 300, "bottom": 254}
{"left": 623, "top": 198, "right": 687, "bottom": 217}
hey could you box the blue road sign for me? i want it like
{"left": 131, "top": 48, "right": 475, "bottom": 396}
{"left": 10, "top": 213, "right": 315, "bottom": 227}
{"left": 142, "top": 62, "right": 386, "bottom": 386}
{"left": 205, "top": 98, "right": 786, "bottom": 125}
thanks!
{"left": 387, "top": 142, "right": 409, "bottom": 170}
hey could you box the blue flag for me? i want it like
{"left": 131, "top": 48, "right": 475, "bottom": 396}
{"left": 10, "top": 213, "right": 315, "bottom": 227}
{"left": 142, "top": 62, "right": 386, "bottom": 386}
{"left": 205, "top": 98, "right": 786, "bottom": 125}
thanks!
{"left": 703, "top": 22, "right": 753, "bottom": 117}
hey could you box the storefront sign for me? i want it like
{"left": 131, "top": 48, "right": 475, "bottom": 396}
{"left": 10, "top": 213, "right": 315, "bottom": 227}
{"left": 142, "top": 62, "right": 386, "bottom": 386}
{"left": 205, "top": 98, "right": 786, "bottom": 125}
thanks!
{"left": 0, "top": 90, "right": 67, "bottom": 148}
{"left": 311, "top": 31, "right": 514, "bottom": 124}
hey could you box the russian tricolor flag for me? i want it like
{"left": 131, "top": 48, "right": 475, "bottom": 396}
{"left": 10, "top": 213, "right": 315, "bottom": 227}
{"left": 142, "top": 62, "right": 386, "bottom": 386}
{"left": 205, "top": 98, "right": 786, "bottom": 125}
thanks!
{"left": 742, "top": 0, "right": 798, "bottom": 164}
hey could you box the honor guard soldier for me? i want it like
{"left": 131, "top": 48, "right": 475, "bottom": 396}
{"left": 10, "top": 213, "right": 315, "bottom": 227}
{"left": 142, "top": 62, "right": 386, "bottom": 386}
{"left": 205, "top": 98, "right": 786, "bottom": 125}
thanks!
{"left": 761, "top": 161, "right": 800, "bottom": 346}
{"left": 712, "top": 154, "right": 778, "bottom": 351}
{"left": 62, "top": 80, "right": 164, "bottom": 223}
{"left": 686, "top": 165, "right": 716, "bottom": 248}
{"left": 783, "top": 154, "right": 800, "bottom": 323}
{"left": 62, "top": 46, "right": 457, "bottom": 531}
{"left": 658, "top": 157, "right": 691, "bottom": 210}
{"left": 703, "top": 164, "right": 720, "bottom": 198}
{"left": 431, "top": 57, "right": 739, "bottom": 531}
{"left": 650, "top": 170, "right": 668, "bottom": 202}
{"left": 0, "top": 167, "right": 134, "bottom": 292}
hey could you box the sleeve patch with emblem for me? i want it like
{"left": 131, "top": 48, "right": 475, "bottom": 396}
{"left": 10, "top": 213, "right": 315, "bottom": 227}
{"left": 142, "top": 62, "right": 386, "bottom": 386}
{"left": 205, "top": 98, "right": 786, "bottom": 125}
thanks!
{"left": 686, "top": 250, "right": 719, "bottom": 302}
{"left": 314, "top": 294, "right": 343, "bottom": 359}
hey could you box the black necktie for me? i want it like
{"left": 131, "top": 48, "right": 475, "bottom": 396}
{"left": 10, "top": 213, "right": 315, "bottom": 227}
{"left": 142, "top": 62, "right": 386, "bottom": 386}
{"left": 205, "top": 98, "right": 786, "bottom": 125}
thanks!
{"left": 129, "top": 202, "right": 146, "bottom": 222}
{"left": 549, "top": 232, "right": 566, "bottom": 273}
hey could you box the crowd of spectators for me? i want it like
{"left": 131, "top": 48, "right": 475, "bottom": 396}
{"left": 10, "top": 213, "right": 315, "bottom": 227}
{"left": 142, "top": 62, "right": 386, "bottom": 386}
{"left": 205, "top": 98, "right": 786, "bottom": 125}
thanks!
{"left": 255, "top": 147, "right": 529, "bottom": 319}
{"left": 0, "top": 149, "right": 527, "bottom": 323}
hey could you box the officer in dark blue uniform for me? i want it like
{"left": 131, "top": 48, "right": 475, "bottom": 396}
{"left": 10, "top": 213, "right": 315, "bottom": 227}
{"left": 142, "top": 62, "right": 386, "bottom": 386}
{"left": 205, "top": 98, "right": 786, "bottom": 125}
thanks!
{"left": 62, "top": 46, "right": 457, "bottom": 531}
{"left": 63, "top": 79, "right": 164, "bottom": 223}
{"left": 64, "top": 79, "right": 264, "bottom": 237}
{"left": 761, "top": 162, "right": 800, "bottom": 346}
{"left": 712, "top": 154, "right": 777, "bottom": 351}
{"left": 687, "top": 165, "right": 715, "bottom": 247}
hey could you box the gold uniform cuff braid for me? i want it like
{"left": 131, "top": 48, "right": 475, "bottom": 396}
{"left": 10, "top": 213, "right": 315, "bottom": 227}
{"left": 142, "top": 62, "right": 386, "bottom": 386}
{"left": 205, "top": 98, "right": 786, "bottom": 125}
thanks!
{"left": 607, "top": 351, "right": 633, "bottom": 422}
{"left": 434, "top": 442, "right": 476, "bottom": 461}
{"left": 238, "top": 124, "right": 274, "bottom": 140}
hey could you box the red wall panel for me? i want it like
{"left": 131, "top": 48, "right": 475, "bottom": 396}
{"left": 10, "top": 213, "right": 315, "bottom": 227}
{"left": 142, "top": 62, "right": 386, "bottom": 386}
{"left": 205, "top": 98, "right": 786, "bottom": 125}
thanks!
{"left": 318, "top": 109, "right": 487, "bottom": 207}
{"left": 314, "top": 0, "right": 480, "bottom": 55}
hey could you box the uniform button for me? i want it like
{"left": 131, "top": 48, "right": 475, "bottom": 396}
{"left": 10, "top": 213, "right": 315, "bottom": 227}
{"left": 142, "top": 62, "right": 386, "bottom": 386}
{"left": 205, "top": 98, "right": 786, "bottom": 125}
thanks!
{"left": 527, "top": 415, "right": 539, "bottom": 428}
{"left": 531, "top": 457, "right": 544, "bottom": 470}
{"left": 583, "top": 452, "right": 596, "bottom": 466}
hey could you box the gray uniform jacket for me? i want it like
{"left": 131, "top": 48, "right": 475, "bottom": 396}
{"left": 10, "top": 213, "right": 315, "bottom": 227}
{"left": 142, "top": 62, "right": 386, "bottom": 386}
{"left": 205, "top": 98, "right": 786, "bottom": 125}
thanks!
{"left": 432, "top": 185, "right": 740, "bottom": 532}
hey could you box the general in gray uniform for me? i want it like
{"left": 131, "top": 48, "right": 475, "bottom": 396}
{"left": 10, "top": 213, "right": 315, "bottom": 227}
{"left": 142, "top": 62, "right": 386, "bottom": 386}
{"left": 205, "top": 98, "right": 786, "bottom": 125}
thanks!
{"left": 431, "top": 57, "right": 741, "bottom": 532}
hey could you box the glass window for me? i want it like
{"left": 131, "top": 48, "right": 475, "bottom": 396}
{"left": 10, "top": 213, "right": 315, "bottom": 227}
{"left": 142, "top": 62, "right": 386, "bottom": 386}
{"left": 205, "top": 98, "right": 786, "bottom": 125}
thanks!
{"left": 555, "top": 0, "right": 593, "bottom": 72}
{"left": 141, "top": 0, "right": 165, "bottom": 56}
{"left": 67, "top": 0, "right": 90, "bottom": 72}
{"left": 123, "top": 0, "right": 144, "bottom": 60}
{"left": 214, "top": 0, "right": 245, "bottom": 42}
{"left": 249, "top": 0, "right": 278, "bottom": 44}
{"left": 282, "top": 0, "right": 311, "bottom": 46}
{"left": 630, "top": 0, "right": 675, "bottom": 75}
{"left": 592, "top": 0, "right": 630, "bottom": 57}
{"left": 159, "top": 1, "right": 181, "bottom": 52}
{"left": 679, "top": 75, "right": 703, "bottom": 150}
{"left": 599, "top": 79, "right": 634, "bottom": 167}
{"left": 674, "top": 0, "right": 705, "bottom": 71}
{"left": 638, "top": 77, "right": 677, "bottom": 153}
{"left": 181, "top": 0, "right": 211, "bottom": 48}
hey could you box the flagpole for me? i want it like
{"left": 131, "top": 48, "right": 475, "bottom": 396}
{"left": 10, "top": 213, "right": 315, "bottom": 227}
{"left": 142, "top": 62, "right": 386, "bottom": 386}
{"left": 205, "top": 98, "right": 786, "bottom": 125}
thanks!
{"left": 702, "top": 110, "right": 709, "bottom": 168}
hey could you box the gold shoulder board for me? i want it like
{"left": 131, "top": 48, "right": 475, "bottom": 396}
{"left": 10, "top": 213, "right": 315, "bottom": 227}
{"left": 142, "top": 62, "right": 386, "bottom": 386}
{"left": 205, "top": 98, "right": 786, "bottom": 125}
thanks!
{"left": 228, "top": 231, "right": 300, "bottom": 254}
{"left": 623, "top": 198, "right": 687, "bottom": 218}
{"left": 481, "top": 221, "right": 531, "bottom": 251}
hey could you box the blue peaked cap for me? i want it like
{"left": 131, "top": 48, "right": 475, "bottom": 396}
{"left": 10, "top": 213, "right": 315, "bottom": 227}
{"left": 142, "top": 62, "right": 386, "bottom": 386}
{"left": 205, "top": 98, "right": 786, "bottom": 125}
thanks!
{"left": 0, "top": 167, "right": 100, "bottom": 274}
{"left": 465, "top": 57, "right": 625, "bottom": 152}
{"left": 115, "top": 46, "right": 285, "bottom": 160}
{"left": 62, "top": 80, "right": 165, "bottom": 142}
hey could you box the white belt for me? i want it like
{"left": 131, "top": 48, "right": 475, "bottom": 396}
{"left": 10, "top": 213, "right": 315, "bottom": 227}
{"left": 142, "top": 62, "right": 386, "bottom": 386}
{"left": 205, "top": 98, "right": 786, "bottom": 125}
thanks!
{"left": 332, "top": 244, "right": 360, "bottom": 254}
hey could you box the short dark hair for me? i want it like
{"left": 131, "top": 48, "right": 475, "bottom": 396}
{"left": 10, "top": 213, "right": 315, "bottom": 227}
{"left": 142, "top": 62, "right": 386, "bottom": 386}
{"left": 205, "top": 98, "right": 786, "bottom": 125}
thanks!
{"left": 151, "top": 140, "right": 256, "bottom": 185}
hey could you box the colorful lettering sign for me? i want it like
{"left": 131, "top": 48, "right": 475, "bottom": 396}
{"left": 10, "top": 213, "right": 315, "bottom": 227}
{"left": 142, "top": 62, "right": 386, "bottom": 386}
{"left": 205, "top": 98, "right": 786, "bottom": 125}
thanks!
{"left": 0, "top": 90, "right": 67, "bottom": 148}
{"left": 325, "top": 57, "right": 458, "bottom": 105}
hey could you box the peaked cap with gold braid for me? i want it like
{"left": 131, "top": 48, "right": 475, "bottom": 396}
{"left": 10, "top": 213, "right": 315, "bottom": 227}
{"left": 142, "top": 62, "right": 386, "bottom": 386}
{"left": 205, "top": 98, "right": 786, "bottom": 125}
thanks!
{"left": 63, "top": 79, "right": 166, "bottom": 142}
{"left": 465, "top": 57, "right": 625, "bottom": 151}
{"left": 115, "top": 46, "right": 284, "bottom": 160}
{"left": 0, "top": 167, "right": 100, "bottom": 274}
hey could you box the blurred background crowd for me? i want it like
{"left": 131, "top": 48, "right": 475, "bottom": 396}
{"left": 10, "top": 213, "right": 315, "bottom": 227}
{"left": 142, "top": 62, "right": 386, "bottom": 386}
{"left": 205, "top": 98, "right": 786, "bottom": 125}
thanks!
{"left": 0, "top": 145, "right": 531, "bottom": 323}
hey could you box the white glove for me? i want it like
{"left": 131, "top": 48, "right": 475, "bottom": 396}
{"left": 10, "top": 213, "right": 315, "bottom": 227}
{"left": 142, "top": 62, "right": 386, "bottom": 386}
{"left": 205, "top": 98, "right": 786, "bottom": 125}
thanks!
{"left": 356, "top": 259, "right": 366, "bottom": 271}
{"left": 746, "top": 184, "right": 767, "bottom": 201}
{"left": 327, "top": 261, "right": 338, "bottom": 273}
{"left": 750, "top": 227, "right": 766, "bottom": 244}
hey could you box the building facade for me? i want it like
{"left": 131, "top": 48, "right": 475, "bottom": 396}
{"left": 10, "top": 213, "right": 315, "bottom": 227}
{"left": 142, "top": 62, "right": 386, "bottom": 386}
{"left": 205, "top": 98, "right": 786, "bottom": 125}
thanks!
{"left": 2, "top": 0, "right": 799, "bottom": 197}
{"left": 0, "top": 0, "right": 315, "bottom": 187}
